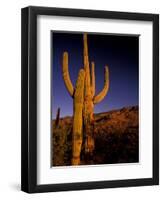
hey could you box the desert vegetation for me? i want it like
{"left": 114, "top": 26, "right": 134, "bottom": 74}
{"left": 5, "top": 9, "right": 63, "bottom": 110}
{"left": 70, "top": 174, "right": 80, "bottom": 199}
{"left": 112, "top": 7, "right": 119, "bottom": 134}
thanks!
{"left": 52, "top": 106, "right": 139, "bottom": 166}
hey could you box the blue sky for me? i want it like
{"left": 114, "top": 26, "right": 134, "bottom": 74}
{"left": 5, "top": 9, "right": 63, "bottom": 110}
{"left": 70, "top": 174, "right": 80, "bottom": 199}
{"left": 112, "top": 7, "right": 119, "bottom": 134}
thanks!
{"left": 52, "top": 32, "right": 139, "bottom": 119}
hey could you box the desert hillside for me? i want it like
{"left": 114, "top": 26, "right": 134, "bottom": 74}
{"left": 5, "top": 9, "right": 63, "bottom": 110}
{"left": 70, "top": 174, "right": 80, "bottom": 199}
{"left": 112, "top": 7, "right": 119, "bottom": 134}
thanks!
{"left": 52, "top": 106, "right": 139, "bottom": 166}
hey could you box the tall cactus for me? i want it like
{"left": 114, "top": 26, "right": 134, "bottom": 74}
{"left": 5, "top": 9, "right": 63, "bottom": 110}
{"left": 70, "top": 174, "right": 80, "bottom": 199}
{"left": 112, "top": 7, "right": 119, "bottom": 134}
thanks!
{"left": 62, "top": 33, "right": 109, "bottom": 165}
{"left": 72, "top": 69, "right": 85, "bottom": 165}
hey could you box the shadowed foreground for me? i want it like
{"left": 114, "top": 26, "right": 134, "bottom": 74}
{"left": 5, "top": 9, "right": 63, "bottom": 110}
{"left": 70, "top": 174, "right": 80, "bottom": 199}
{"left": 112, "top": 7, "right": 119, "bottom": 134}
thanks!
{"left": 52, "top": 106, "right": 139, "bottom": 166}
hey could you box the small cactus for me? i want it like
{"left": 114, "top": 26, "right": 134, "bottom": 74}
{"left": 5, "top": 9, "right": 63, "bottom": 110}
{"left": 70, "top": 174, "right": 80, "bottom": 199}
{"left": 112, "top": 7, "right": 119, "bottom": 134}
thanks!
{"left": 55, "top": 107, "right": 60, "bottom": 127}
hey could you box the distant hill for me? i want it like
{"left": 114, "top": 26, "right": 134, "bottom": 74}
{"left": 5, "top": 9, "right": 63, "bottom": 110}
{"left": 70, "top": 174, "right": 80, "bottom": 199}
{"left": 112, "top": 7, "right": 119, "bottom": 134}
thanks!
{"left": 52, "top": 106, "right": 139, "bottom": 166}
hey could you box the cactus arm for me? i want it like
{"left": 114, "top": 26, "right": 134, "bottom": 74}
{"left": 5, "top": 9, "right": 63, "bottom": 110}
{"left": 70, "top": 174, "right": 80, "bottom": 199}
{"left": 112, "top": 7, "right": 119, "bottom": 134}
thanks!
{"left": 72, "top": 69, "right": 85, "bottom": 165}
{"left": 91, "top": 62, "right": 95, "bottom": 97}
{"left": 93, "top": 66, "right": 109, "bottom": 104}
{"left": 62, "top": 51, "right": 74, "bottom": 97}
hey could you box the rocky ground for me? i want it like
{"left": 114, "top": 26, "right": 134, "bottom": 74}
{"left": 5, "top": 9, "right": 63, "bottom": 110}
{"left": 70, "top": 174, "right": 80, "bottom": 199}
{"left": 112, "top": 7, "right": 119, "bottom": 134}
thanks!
{"left": 52, "top": 106, "right": 139, "bottom": 166}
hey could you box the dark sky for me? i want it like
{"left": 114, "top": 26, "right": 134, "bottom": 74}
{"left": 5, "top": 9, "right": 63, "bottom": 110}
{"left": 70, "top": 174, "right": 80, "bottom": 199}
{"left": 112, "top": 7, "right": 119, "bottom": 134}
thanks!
{"left": 52, "top": 32, "right": 139, "bottom": 119}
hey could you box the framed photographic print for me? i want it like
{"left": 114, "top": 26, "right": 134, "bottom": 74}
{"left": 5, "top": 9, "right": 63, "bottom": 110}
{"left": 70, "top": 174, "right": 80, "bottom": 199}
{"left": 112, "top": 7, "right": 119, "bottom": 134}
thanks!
{"left": 21, "top": 6, "right": 159, "bottom": 193}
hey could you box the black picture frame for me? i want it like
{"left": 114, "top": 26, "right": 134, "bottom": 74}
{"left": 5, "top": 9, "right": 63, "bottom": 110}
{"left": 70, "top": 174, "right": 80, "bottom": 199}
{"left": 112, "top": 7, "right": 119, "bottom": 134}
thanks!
{"left": 21, "top": 6, "right": 159, "bottom": 193}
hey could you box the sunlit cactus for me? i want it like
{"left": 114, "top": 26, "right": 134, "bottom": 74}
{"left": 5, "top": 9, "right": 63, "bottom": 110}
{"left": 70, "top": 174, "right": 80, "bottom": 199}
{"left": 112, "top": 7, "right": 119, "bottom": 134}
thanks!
{"left": 72, "top": 69, "right": 85, "bottom": 165}
{"left": 62, "top": 33, "right": 110, "bottom": 165}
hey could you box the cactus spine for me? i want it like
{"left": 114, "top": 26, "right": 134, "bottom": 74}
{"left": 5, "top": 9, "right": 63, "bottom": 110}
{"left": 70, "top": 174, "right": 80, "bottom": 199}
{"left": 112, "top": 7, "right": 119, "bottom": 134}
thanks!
{"left": 62, "top": 33, "right": 109, "bottom": 165}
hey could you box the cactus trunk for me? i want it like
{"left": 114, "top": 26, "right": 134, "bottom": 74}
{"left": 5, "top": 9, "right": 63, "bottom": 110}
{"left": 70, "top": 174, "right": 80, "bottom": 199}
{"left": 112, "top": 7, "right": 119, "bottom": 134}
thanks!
{"left": 83, "top": 34, "right": 95, "bottom": 156}
{"left": 72, "top": 69, "right": 85, "bottom": 165}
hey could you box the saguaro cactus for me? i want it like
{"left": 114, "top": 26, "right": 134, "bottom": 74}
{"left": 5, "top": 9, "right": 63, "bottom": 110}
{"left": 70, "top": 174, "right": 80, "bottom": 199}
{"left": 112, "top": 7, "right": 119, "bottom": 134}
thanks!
{"left": 72, "top": 69, "right": 85, "bottom": 165}
{"left": 55, "top": 107, "right": 60, "bottom": 127}
{"left": 62, "top": 33, "right": 109, "bottom": 165}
